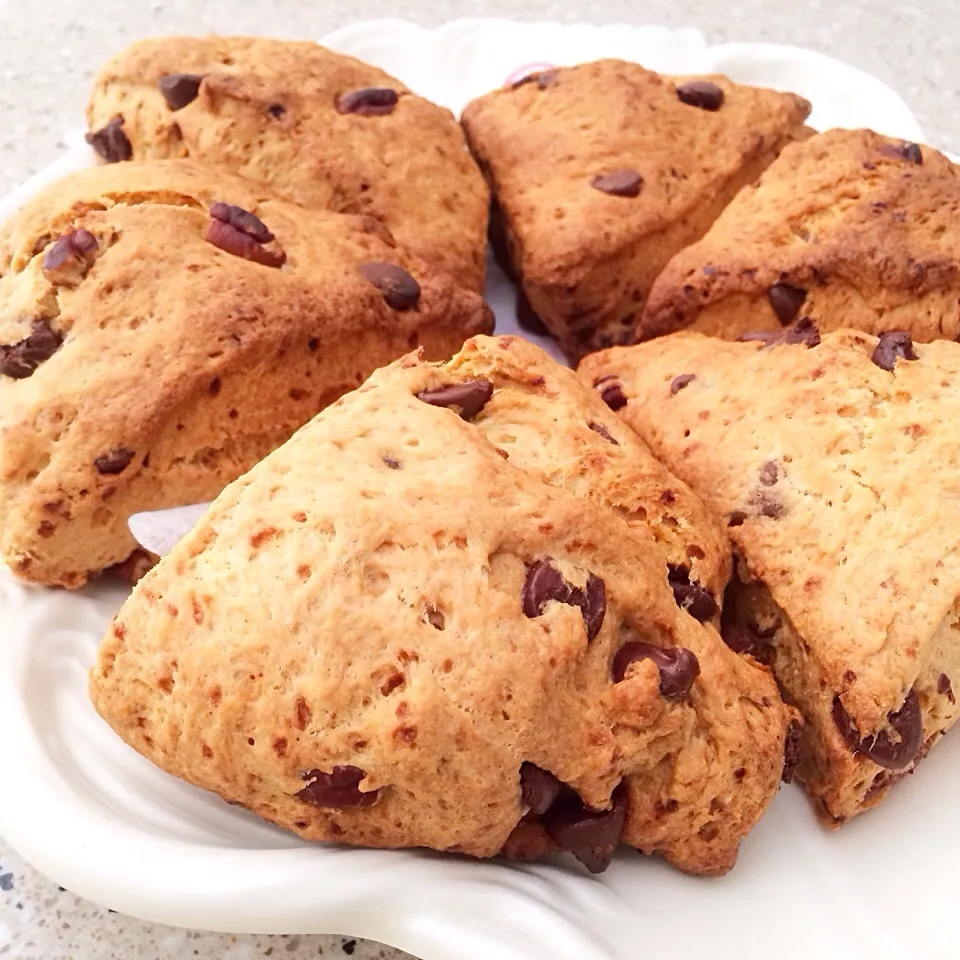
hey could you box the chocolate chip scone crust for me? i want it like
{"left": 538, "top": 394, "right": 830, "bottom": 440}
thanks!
{"left": 91, "top": 335, "right": 796, "bottom": 877}
{"left": 580, "top": 328, "right": 960, "bottom": 823}
{"left": 86, "top": 36, "right": 489, "bottom": 291}
{"left": 461, "top": 60, "right": 810, "bottom": 360}
{"left": 0, "top": 160, "right": 492, "bottom": 588}
{"left": 638, "top": 129, "right": 960, "bottom": 342}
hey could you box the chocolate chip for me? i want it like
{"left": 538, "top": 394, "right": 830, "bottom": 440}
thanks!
{"left": 939, "top": 673, "right": 956, "bottom": 704}
{"left": 210, "top": 202, "right": 274, "bottom": 243}
{"left": 521, "top": 560, "right": 605, "bottom": 641}
{"left": 767, "top": 283, "right": 806, "bottom": 326}
{"left": 520, "top": 763, "right": 561, "bottom": 815}
{"left": 759, "top": 461, "right": 779, "bottom": 486}
{"left": 42, "top": 229, "right": 99, "bottom": 286}
{"left": 670, "top": 374, "right": 695, "bottom": 395}
{"left": 901, "top": 142, "right": 923, "bottom": 164}
{"left": 383, "top": 456, "right": 401, "bottom": 469}
{"left": 871, "top": 330, "right": 918, "bottom": 371}
{"left": 158, "top": 73, "right": 204, "bottom": 111}
{"left": 86, "top": 116, "right": 132, "bottom": 163}
{"left": 676, "top": 80, "right": 725, "bottom": 111}
{"left": 297, "top": 765, "right": 381, "bottom": 807}
{"left": 516, "top": 290, "right": 550, "bottom": 335}
{"left": 416, "top": 379, "right": 493, "bottom": 420}
{"left": 738, "top": 317, "right": 821, "bottom": 349}
{"left": 782, "top": 722, "right": 803, "bottom": 783}
{"left": 587, "top": 421, "right": 619, "bottom": 445}
{"left": 542, "top": 782, "right": 628, "bottom": 874}
{"left": 612, "top": 641, "right": 700, "bottom": 700}
{"left": 728, "top": 511, "right": 747, "bottom": 528}
{"left": 592, "top": 375, "right": 628, "bottom": 411}
{"left": 666, "top": 565, "right": 718, "bottom": 622}
{"left": 204, "top": 219, "right": 286, "bottom": 268}
{"left": 0, "top": 319, "right": 63, "bottom": 379}
{"left": 94, "top": 447, "right": 134, "bottom": 475}
{"left": 832, "top": 688, "right": 923, "bottom": 770}
{"left": 591, "top": 170, "right": 643, "bottom": 198}
{"left": 268, "top": 103, "right": 286, "bottom": 119}
{"left": 336, "top": 88, "right": 399, "bottom": 116}
{"left": 360, "top": 262, "right": 421, "bottom": 310}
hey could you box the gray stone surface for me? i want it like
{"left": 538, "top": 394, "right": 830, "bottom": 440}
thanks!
{"left": 0, "top": 1, "right": 956, "bottom": 957}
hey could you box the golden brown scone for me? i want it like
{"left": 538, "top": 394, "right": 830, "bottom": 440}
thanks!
{"left": 0, "top": 160, "right": 492, "bottom": 588}
{"left": 461, "top": 60, "right": 811, "bottom": 361}
{"left": 580, "top": 327, "right": 960, "bottom": 824}
{"left": 91, "top": 335, "right": 796, "bottom": 877}
{"left": 638, "top": 129, "right": 960, "bottom": 342}
{"left": 85, "top": 36, "right": 489, "bottom": 291}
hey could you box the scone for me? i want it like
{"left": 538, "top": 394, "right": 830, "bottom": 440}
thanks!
{"left": 580, "top": 326, "right": 960, "bottom": 823}
{"left": 86, "top": 36, "right": 489, "bottom": 291}
{"left": 461, "top": 60, "right": 811, "bottom": 360}
{"left": 91, "top": 335, "right": 797, "bottom": 877}
{"left": 638, "top": 129, "right": 960, "bottom": 342}
{"left": 0, "top": 160, "right": 492, "bottom": 588}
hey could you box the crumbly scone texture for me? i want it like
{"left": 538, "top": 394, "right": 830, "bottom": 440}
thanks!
{"left": 461, "top": 59, "right": 811, "bottom": 361}
{"left": 579, "top": 330, "right": 960, "bottom": 822}
{"left": 91, "top": 335, "right": 794, "bottom": 877}
{"left": 86, "top": 36, "right": 489, "bottom": 292}
{"left": 638, "top": 129, "right": 960, "bottom": 342}
{"left": 0, "top": 160, "right": 492, "bottom": 588}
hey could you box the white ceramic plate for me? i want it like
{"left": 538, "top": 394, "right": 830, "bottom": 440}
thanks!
{"left": 0, "top": 19, "right": 949, "bottom": 960}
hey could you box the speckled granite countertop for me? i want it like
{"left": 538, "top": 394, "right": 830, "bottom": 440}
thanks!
{"left": 1, "top": 1, "right": 957, "bottom": 958}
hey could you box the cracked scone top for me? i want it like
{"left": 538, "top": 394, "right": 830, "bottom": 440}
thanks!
{"left": 91, "top": 335, "right": 796, "bottom": 877}
{"left": 86, "top": 36, "right": 489, "bottom": 291}
{"left": 580, "top": 328, "right": 960, "bottom": 822}
{"left": 0, "top": 160, "right": 492, "bottom": 588}
{"left": 461, "top": 59, "right": 810, "bottom": 360}
{"left": 637, "top": 129, "right": 960, "bottom": 342}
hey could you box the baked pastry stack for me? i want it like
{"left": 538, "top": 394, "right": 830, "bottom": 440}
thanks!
{"left": 462, "top": 59, "right": 811, "bottom": 360}
{"left": 581, "top": 328, "right": 960, "bottom": 822}
{"left": 91, "top": 335, "right": 798, "bottom": 876}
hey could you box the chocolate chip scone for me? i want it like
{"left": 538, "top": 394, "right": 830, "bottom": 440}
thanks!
{"left": 91, "top": 335, "right": 796, "bottom": 877}
{"left": 580, "top": 327, "right": 960, "bottom": 823}
{"left": 86, "top": 36, "right": 489, "bottom": 291}
{"left": 0, "top": 160, "right": 492, "bottom": 588}
{"left": 637, "top": 129, "right": 960, "bottom": 342}
{"left": 461, "top": 60, "right": 811, "bottom": 361}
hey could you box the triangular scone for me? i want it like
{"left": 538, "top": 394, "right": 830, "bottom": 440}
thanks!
{"left": 91, "top": 335, "right": 796, "bottom": 877}
{"left": 461, "top": 60, "right": 810, "bottom": 360}
{"left": 0, "top": 161, "right": 492, "bottom": 588}
{"left": 580, "top": 328, "right": 960, "bottom": 823}
{"left": 638, "top": 129, "right": 960, "bottom": 341}
{"left": 86, "top": 36, "right": 489, "bottom": 291}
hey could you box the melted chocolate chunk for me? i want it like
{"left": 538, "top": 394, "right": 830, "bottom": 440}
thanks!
{"left": 587, "top": 421, "right": 619, "bottom": 445}
{"left": 210, "top": 202, "right": 275, "bottom": 243}
{"left": 676, "top": 80, "right": 725, "bottom": 111}
{"left": 737, "top": 317, "right": 821, "bottom": 349}
{"left": 158, "top": 73, "right": 204, "bottom": 111}
{"left": 297, "top": 765, "right": 381, "bottom": 807}
{"left": 782, "top": 722, "right": 803, "bottom": 783}
{"left": 204, "top": 219, "right": 286, "bottom": 268}
{"left": 86, "top": 116, "right": 132, "bottom": 163}
{"left": 832, "top": 688, "right": 923, "bottom": 770}
{"left": 542, "top": 782, "right": 628, "bottom": 874}
{"left": 767, "top": 283, "right": 806, "bottom": 326}
{"left": 0, "top": 320, "right": 63, "bottom": 379}
{"left": 670, "top": 373, "right": 695, "bottom": 395}
{"left": 591, "top": 169, "right": 643, "bottom": 198}
{"left": 42, "top": 229, "right": 99, "bottom": 286}
{"left": 416, "top": 379, "right": 493, "bottom": 420}
{"left": 94, "top": 448, "right": 134, "bottom": 475}
{"left": 521, "top": 560, "right": 606, "bottom": 642}
{"left": 592, "top": 375, "right": 628, "bottom": 411}
{"left": 359, "top": 262, "right": 421, "bottom": 310}
{"left": 666, "top": 565, "right": 718, "bottom": 622}
{"left": 612, "top": 641, "right": 700, "bottom": 700}
{"left": 871, "top": 330, "right": 917, "bottom": 371}
{"left": 759, "top": 461, "right": 779, "bottom": 486}
{"left": 336, "top": 88, "right": 399, "bottom": 116}
{"left": 520, "top": 763, "right": 561, "bottom": 815}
